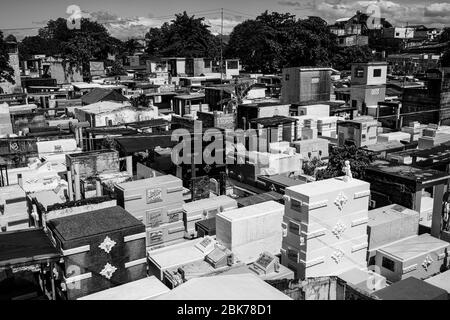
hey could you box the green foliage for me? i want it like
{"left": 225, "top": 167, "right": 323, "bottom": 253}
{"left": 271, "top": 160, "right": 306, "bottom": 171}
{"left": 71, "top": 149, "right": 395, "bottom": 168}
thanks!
{"left": 315, "top": 145, "right": 374, "bottom": 181}
{"left": 108, "top": 60, "right": 127, "bottom": 76}
{"left": 20, "top": 18, "right": 123, "bottom": 77}
{"left": 302, "top": 156, "right": 326, "bottom": 177}
{"left": 130, "top": 94, "right": 151, "bottom": 108}
{"left": 0, "top": 32, "right": 15, "bottom": 84}
{"left": 225, "top": 12, "right": 338, "bottom": 73}
{"left": 438, "top": 28, "right": 450, "bottom": 43}
{"left": 145, "top": 11, "right": 220, "bottom": 58}
{"left": 331, "top": 45, "right": 375, "bottom": 70}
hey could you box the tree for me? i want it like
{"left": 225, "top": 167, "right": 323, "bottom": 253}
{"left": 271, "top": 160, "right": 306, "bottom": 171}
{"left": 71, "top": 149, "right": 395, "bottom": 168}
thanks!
{"left": 18, "top": 36, "right": 59, "bottom": 60}
{"left": 315, "top": 144, "right": 375, "bottom": 181}
{"left": 226, "top": 12, "right": 338, "bottom": 73}
{"left": 145, "top": 12, "right": 220, "bottom": 58}
{"left": 331, "top": 45, "right": 374, "bottom": 71}
{"left": 130, "top": 94, "right": 151, "bottom": 108}
{"left": 0, "top": 32, "right": 15, "bottom": 84}
{"left": 19, "top": 18, "right": 123, "bottom": 78}
{"left": 108, "top": 60, "right": 126, "bottom": 76}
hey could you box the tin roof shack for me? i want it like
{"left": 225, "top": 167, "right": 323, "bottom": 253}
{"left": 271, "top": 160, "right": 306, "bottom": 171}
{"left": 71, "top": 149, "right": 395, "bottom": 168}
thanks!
{"left": 156, "top": 273, "right": 292, "bottom": 300}
{"left": 257, "top": 75, "right": 281, "bottom": 98}
{"left": 46, "top": 206, "right": 147, "bottom": 300}
{"left": 248, "top": 116, "right": 297, "bottom": 149}
{"left": 401, "top": 68, "right": 450, "bottom": 125}
{"left": 0, "top": 229, "right": 61, "bottom": 300}
{"left": 367, "top": 204, "right": 419, "bottom": 266}
{"left": 147, "top": 236, "right": 217, "bottom": 280}
{"left": 237, "top": 103, "right": 290, "bottom": 130}
{"left": 216, "top": 201, "right": 284, "bottom": 264}
{"left": 78, "top": 276, "right": 170, "bottom": 300}
{"left": 281, "top": 67, "right": 332, "bottom": 105}
{"left": 80, "top": 88, "right": 128, "bottom": 106}
{"left": 337, "top": 116, "right": 380, "bottom": 147}
{"left": 115, "top": 175, "right": 186, "bottom": 249}
{"left": 182, "top": 195, "right": 237, "bottom": 239}
{"left": 236, "top": 191, "right": 284, "bottom": 208}
{"left": 350, "top": 62, "right": 387, "bottom": 116}
{"left": 204, "top": 85, "right": 235, "bottom": 112}
{"left": 172, "top": 93, "right": 206, "bottom": 117}
{"left": 364, "top": 162, "right": 449, "bottom": 238}
{"left": 0, "top": 185, "right": 29, "bottom": 232}
{"left": 425, "top": 269, "right": 450, "bottom": 298}
{"left": 75, "top": 101, "right": 159, "bottom": 127}
{"left": 196, "top": 111, "right": 235, "bottom": 130}
{"left": 281, "top": 177, "right": 370, "bottom": 279}
{"left": 373, "top": 277, "right": 447, "bottom": 300}
{"left": 374, "top": 234, "right": 450, "bottom": 283}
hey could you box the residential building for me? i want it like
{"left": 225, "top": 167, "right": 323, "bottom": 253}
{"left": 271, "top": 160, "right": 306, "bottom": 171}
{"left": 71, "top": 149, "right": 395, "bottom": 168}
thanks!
{"left": 350, "top": 62, "right": 388, "bottom": 115}
{"left": 281, "top": 67, "right": 332, "bottom": 104}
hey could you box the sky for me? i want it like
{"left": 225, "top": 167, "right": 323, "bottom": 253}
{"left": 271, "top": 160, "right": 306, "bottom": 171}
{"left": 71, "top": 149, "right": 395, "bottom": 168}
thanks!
{"left": 1, "top": 0, "right": 449, "bottom": 40}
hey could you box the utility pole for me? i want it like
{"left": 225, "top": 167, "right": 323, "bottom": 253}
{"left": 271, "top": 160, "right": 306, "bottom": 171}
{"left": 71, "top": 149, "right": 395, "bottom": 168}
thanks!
{"left": 220, "top": 7, "right": 224, "bottom": 84}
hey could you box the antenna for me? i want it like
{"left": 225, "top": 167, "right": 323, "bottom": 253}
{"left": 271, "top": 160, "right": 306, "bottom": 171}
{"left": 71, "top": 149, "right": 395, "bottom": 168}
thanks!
{"left": 220, "top": 7, "right": 224, "bottom": 84}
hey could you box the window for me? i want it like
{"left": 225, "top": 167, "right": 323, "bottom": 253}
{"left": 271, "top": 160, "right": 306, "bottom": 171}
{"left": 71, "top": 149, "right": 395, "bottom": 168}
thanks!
{"left": 289, "top": 221, "right": 300, "bottom": 235}
{"left": 354, "top": 68, "right": 364, "bottom": 78}
{"left": 287, "top": 249, "right": 299, "bottom": 262}
{"left": 373, "top": 69, "right": 382, "bottom": 77}
{"left": 227, "top": 60, "right": 238, "bottom": 70}
{"left": 311, "top": 77, "right": 319, "bottom": 84}
{"left": 395, "top": 32, "right": 400, "bottom": 37}
{"left": 204, "top": 59, "right": 211, "bottom": 68}
{"left": 382, "top": 257, "right": 395, "bottom": 272}
{"left": 285, "top": 74, "right": 290, "bottom": 81}
{"left": 291, "top": 199, "right": 302, "bottom": 212}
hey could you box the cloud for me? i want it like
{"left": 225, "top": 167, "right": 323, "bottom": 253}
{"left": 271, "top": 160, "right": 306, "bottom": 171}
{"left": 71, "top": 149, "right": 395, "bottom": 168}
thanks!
{"left": 278, "top": 1, "right": 303, "bottom": 6}
{"left": 314, "top": 0, "right": 448, "bottom": 27}
{"left": 204, "top": 16, "right": 247, "bottom": 35}
{"left": 88, "top": 11, "right": 163, "bottom": 39}
{"left": 278, "top": 0, "right": 317, "bottom": 10}
{"left": 424, "top": 3, "right": 450, "bottom": 17}
{"left": 87, "top": 11, "right": 245, "bottom": 40}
